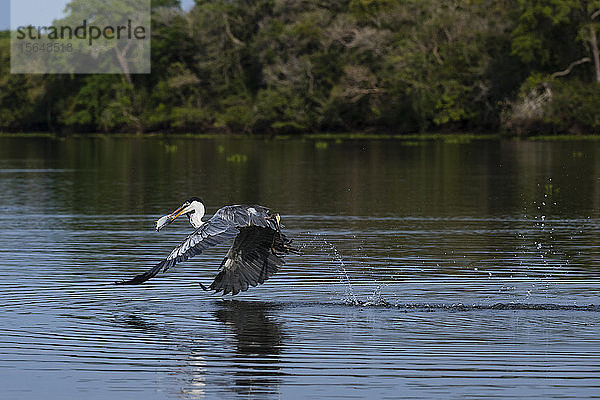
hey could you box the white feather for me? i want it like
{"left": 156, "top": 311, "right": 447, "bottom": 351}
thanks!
{"left": 187, "top": 200, "right": 205, "bottom": 228}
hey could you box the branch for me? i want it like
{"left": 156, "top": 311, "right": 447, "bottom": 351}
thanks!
{"left": 114, "top": 41, "right": 133, "bottom": 85}
{"left": 591, "top": 9, "right": 600, "bottom": 20}
{"left": 342, "top": 87, "right": 386, "bottom": 103}
{"left": 432, "top": 45, "right": 443, "bottom": 65}
{"left": 550, "top": 57, "right": 591, "bottom": 79}
{"left": 223, "top": 14, "right": 245, "bottom": 47}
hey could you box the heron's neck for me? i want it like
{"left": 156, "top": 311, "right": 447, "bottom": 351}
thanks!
{"left": 188, "top": 202, "right": 205, "bottom": 228}
{"left": 189, "top": 213, "right": 204, "bottom": 228}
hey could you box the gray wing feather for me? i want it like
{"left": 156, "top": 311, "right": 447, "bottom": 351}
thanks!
{"left": 116, "top": 205, "right": 278, "bottom": 285}
{"left": 207, "top": 225, "right": 293, "bottom": 296}
{"left": 214, "top": 205, "right": 279, "bottom": 230}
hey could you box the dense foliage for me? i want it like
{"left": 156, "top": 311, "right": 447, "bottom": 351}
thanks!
{"left": 1, "top": 0, "right": 600, "bottom": 135}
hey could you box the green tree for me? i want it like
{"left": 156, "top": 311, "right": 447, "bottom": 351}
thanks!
{"left": 512, "top": 0, "right": 600, "bottom": 81}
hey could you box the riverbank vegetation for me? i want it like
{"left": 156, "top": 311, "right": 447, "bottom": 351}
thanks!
{"left": 2, "top": 0, "right": 600, "bottom": 136}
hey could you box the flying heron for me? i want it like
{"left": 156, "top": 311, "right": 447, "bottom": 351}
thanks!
{"left": 116, "top": 197, "right": 297, "bottom": 295}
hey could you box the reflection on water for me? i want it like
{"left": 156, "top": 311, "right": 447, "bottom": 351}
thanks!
{"left": 0, "top": 137, "right": 600, "bottom": 399}
{"left": 215, "top": 301, "right": 283, "bottom": 396}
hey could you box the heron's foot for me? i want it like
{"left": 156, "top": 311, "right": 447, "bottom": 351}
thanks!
{"left": 285, "top": 242, "right": 300, "bottom": 254}
{"left": 199, "top": 282, "right": 211, "bottom": 291}
{"left": 271, "top": 240, "right": 300, "bottom": 256}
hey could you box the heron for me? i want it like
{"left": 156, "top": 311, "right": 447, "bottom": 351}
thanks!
{"left": 116, "top": 197, "right": 297, "bottom": 295}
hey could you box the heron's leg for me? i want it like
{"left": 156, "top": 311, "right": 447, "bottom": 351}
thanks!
{"left": 265, "top": 213, "right": 282, "bottom": 231}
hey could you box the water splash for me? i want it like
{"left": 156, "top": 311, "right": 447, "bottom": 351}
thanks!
{"left": 336, "top": 299, "right": 600, "bottom": 312}
{"left": 321, "top": 237, "right": 358, "bottom": 305}
{"left": 363, "top": 285, "right": 390, "bottom": 306}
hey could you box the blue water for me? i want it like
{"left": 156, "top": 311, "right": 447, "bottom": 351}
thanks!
{"left": 0, "top": 137, "right": 599, "bottom": 399}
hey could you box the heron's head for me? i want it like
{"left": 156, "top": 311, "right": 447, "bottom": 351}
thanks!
{"left": 155, "top": 197, "right": 205, "bottom": 231}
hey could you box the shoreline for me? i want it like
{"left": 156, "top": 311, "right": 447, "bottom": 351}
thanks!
{"left": 2, "top": 131, "right": 600, "bottom": 141}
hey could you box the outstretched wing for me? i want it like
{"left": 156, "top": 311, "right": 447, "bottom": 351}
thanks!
{"left": 116, "top": 205, "right": 279, "bottom": 285}
{"left": 203, "top": 226, "right": 295, "bottom": 295}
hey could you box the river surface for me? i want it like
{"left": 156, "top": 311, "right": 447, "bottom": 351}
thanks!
{"left": 0, "top": 136, "right": 599, "bottom": 399}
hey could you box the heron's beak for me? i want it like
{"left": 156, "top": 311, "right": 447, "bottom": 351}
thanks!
{"left": 169, "top": 203, "right": 190, "bottom": 221}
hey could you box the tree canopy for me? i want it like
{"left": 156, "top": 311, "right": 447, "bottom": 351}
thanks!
{"left": 1, "top": 0, "right": 600, "bottom": 135}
